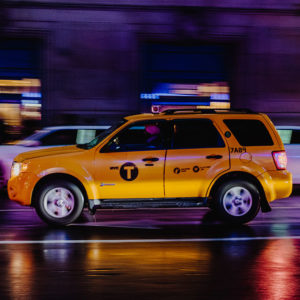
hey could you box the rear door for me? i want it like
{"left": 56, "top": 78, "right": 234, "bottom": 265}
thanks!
{"left": 164, "top": 118, "right": 230, "bottom": 198}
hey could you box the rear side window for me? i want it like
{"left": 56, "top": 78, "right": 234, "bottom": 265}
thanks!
{"left": 172, "top": 119, "right": 225, "bottom": 149}
{"left": 277, "top": 129, "right": 300, "bottom": 144}
{"left": 224, "top": 119, "right": 273, "bottom": 146}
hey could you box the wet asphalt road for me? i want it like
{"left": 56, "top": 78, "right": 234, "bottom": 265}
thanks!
{"left": 1, "top": 190, "right": 300, "bottom": 299}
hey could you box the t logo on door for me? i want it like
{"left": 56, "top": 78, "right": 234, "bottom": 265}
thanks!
{"left": 120, "top": 162, "right": 138, "bottom": 181}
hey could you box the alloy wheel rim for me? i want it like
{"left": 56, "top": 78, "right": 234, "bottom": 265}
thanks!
{"left": 223, "top": 186, "right": 252, "bottom": 217}
{"left": 43, "top": 187, "right": 75, "bottom": 218}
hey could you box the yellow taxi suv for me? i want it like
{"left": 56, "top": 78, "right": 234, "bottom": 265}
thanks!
{"left": 8, "top": 109, "right": 292, "bottom": 226}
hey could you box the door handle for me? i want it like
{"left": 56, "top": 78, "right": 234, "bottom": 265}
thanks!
{"left": 142, "top": 157, "right": 159, "bottom": 162}
{"left": 206, "top": 155, "right": 223, "bottom": 159}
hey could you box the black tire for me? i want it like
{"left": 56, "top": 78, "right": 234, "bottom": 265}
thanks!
{"left": 35, "top": 180, "right": 84, "bottom": 226}
{"left": 213, "top": 180, "right": 261, "bottom": 224}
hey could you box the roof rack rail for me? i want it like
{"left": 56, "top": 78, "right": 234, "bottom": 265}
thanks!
{"left": 161, "top": 108, "right": 256, "bottom": 115}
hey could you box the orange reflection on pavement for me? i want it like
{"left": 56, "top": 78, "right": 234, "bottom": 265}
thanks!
{"left": 85, "top": 243, "right": 211, "bottom": 278}
{"left": 254, "top": 239, "right": 297, "bottom": 300}
{"left": 9, "top": 251, "right": 34, "bottom": 299}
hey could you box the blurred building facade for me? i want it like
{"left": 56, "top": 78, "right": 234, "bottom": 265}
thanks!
{"left": 1, "top": 0, "right": 300, "bottom": 126}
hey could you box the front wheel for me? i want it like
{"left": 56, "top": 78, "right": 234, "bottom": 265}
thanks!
{"left": 213, "top": 180, "right": 261, "bottom": 224}
{"left": 35, "top": 181, "right": 84, "bottom": 226}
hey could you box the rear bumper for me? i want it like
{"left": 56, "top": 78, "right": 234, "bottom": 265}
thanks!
{"left": 258, "top": 170, "right": 292, "bottom": 202}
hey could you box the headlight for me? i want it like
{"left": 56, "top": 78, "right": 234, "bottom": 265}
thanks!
{"left": 11, "top": 162, "right": 27, "bottom": 178}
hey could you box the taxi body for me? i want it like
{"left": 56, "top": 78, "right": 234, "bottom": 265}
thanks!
{"left": 8, "top": 109, "right": 292, "bottom": 225}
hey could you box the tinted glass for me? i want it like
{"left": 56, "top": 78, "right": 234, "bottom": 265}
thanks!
{"left": 172, "top": 119, "right": 225, "bottom": 149}
{"left": 103, "top": 120, "right": 167, "bottom": 152}
{"left": 76, "top": 129, "right": 106, "bottom": 144}
{"left": 40, "top": 129, "right": 77, "bottom": 146}
{"left": 291, "top": 130, "right": 300, "bottom": 144}
{"left": 277, "top": 129, "right": 292, "bottom": 144}
{"left": 277, "top": 129, "right": 300, "bottom": 144}
{"left": 80, "top": 120, "right": 126, "bottom": 149}
{"left": 224, "top": 119, "right": 273, "bottom": 146}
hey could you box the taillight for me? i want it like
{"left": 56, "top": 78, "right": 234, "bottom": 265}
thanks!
{"left": 272, "top": 151, "right": 287, "bottom": 170}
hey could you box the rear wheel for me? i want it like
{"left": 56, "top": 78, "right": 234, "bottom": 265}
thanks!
{"left": 213, "top": 180, "right": 261, "bottom": 224}
{"left": 35, "top": 180, "right": 84, "bottom": 226}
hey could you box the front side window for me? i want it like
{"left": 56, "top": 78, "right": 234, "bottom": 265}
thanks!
{"left": 102, "top": 120, "right": 167, "bottom": 152}
{"left": 171, "top": 119, "right": 225, "bottom": 149}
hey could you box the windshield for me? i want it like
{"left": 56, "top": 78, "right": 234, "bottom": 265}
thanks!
{"left": 76, "top": 119, "right": 127, "bottom": 149}
{"left": 17, "top": 130, "right": 49, "bottom": 146}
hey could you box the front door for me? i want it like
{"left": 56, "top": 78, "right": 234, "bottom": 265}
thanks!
{"left": 165, "top": 118, "right": 230, "bottom": 198}
{"left": 94, "top": 120, "right": 167, "bottom": 199}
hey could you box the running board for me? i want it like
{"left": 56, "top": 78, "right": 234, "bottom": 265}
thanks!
{"left": 88, "top": 197, "right": 208, "bottom": 214}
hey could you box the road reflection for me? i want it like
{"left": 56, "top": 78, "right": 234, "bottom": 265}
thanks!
{"left": 9, "top": 251, "right": 34, "bottom": 299}
{"left": 255, "top": 239, "right": 298, "bottom": 300}
{"left": 2, "top": 227, "right": 299, "bottom": 299}
{"left": 2, "top": 193, "right": 300, "bottom": 298}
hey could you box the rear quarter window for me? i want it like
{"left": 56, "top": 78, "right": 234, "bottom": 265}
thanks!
{"left": 224, "top": 119, "right": 274, "bottom": 146}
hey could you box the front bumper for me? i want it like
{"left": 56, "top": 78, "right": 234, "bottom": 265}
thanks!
{"left": 8, "top": 172, "right": 38, "bottom": 206}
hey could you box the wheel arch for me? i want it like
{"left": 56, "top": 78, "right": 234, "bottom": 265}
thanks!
{"left": 31, "top": 173, "right": 88, "bottom": 208}
{"left": 208, "top": 171, "right": 271, "bottom": 212}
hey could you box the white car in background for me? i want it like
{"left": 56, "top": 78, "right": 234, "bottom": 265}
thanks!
{"left": 0, "top": 125, "right": 110, "bottom": 189}
{"left": 276, "top": 126, "right": 300, "bottom": 184}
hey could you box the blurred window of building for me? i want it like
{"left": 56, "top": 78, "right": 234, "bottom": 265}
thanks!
{"left": 141, "top": 42, "right": 232, "bottom": 112}
{"left": 0, "top": 38, "right": 42, "bottom": 137}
